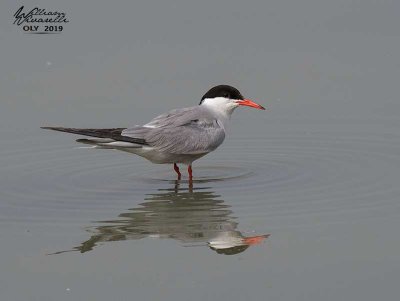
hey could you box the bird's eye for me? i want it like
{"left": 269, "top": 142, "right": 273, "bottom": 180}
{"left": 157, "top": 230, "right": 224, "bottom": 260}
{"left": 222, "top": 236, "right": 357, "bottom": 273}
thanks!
{"left": 223, "top": 93, "right": 229, "bottom": 98}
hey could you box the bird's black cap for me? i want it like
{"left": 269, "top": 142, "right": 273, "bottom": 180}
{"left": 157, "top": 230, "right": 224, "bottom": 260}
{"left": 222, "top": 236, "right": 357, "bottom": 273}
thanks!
{"left": 200, "top": 85, "right": 244, "bottom": 105}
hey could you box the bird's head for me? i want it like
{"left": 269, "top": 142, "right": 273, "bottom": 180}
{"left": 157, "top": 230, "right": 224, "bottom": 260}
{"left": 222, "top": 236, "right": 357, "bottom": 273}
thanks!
{"left": 199, "top": 85, "right": 265, "bottom": 116}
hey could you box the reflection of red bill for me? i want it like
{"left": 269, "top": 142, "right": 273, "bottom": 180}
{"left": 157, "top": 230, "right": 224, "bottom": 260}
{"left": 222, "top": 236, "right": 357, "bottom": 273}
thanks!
{"left": 243, "top": 234, "right": 270, "bottom": 246}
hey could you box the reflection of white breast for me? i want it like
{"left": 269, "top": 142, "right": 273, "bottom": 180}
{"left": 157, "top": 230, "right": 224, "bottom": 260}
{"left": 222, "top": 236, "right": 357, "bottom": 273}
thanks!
{"left": 208, "top": 231, "right": 244, "bottom": 250}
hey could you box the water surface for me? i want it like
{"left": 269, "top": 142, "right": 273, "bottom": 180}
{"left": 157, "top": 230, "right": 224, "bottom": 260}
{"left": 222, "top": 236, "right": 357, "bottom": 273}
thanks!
{"left": 1, "top": 1, "right": 400, "bottom": 300}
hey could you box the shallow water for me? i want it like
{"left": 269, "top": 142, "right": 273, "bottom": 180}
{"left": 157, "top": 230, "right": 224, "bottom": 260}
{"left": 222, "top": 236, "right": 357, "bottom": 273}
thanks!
{"left": 2, "top": 1, "right": 400, "bottom": 300}
{"left": 2, "top": 122, "right": 400, "bottom": 300}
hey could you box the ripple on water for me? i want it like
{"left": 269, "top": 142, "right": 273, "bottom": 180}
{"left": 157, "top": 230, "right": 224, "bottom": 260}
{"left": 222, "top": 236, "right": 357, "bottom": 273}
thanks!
{"left": 1, "top": 130, "right": 400, "bottom": 226}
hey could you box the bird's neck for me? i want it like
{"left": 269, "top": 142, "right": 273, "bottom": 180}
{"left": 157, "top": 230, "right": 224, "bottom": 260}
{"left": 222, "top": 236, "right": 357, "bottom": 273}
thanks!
{"left": 201, "top": 97, "right": 238, "bottom": 123}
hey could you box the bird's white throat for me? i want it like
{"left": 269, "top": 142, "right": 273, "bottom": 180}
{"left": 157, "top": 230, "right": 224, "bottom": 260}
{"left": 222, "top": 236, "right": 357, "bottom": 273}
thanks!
{"left": 200, "top": 97, "right": 239, "bottom": 119}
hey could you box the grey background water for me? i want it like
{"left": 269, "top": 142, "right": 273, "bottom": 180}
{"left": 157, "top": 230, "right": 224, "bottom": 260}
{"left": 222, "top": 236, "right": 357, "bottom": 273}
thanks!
{"left": 1, "top": 0, "right": 400, "bottom": 300}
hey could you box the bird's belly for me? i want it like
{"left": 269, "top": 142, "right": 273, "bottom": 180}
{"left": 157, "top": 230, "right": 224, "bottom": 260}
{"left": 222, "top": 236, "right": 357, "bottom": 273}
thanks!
{"left": 118, "top": 146, "right": 208, "bottom": 164}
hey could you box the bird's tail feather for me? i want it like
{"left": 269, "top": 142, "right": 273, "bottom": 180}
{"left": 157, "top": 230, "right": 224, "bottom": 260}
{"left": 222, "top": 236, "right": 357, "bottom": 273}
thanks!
{"left": 76, "top": 138, "right": 142, "bottom": 149}
{"left": 76, "top": 138, "right": 111, "bottom": 145}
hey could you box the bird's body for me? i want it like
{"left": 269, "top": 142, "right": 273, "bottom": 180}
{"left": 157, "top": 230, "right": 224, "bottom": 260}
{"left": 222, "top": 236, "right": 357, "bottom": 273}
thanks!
{"left": 42, "top": 85, "right": 265, "bottom": 179}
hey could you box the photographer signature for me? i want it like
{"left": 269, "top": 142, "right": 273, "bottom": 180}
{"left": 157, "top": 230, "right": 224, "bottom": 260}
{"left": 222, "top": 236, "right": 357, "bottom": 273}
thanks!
{"left": 13, "top": 6, "right": 69, "bottom": 26}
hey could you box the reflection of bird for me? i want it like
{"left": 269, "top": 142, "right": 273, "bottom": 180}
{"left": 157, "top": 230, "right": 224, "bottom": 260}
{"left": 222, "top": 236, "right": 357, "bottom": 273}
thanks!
{"left": 42, "top": 85, "right": 265, "bottom": 180}
{"left": 53, "top": 182, "right": 269, "bottom": 255}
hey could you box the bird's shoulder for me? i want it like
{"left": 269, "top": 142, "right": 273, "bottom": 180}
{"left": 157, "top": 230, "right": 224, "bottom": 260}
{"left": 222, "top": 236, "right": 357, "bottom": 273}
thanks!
{"left": 143, "top": 106, "right": 216, "bottom": 128}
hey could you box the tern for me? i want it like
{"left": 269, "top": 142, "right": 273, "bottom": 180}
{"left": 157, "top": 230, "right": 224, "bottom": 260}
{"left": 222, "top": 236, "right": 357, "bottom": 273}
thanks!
{"left": 42, "top": 85, "right": 265, "bottom": 180}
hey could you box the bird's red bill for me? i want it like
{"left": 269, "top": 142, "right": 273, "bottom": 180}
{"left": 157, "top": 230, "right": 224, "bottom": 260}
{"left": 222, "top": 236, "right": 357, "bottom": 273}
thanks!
{"left": 237, "top": 99, "right": 266, "bottom": 110}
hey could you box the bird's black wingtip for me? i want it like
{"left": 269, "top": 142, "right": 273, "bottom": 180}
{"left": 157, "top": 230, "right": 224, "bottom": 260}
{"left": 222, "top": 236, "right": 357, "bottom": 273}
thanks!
{"left": 41, "top": 126, "right": 62, "bottom": 130}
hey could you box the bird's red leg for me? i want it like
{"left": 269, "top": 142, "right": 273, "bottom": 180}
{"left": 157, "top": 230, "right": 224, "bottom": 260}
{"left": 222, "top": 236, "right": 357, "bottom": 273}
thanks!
{"left": 174, "top": 163, "right": 181, "bottom": 180}
{"left": 188, "top": 165, "right": 193, "bottom": 181}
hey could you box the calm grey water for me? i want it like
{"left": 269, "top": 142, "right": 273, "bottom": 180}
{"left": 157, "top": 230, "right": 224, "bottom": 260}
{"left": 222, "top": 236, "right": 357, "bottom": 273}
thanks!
{"left": 1, "top": 1, "right": 400, "bottom": 300}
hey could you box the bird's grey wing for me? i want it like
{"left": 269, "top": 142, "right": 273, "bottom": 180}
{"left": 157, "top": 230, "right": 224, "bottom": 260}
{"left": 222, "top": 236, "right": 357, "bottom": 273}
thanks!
{"left": 121, "top": 107, "right": 197, "bottom": 139}
{"left": 122, "top": 107, "right": 225, "bottom": 154}
{"left": 144, "top": 119, "right": 225, "bottom": 154}
{"left": 144, "top": 107, "right": 202, "bottom": 128}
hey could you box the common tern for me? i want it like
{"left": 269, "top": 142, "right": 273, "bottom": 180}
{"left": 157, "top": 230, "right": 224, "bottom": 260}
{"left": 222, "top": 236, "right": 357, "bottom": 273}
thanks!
{"left": 42, "top": 85, "right": 266, "bottom": 180}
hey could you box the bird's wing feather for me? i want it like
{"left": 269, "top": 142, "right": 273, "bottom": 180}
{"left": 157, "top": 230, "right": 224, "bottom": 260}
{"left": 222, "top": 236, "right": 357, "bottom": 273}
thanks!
{"left": 41, "top": 127, "right": 148, "bottom": 145}
{"left": 122, "top": 107, "right": 225, "bottom": 154}
{"left": 144, "top": 107, "right": 201, "bottom": 128}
